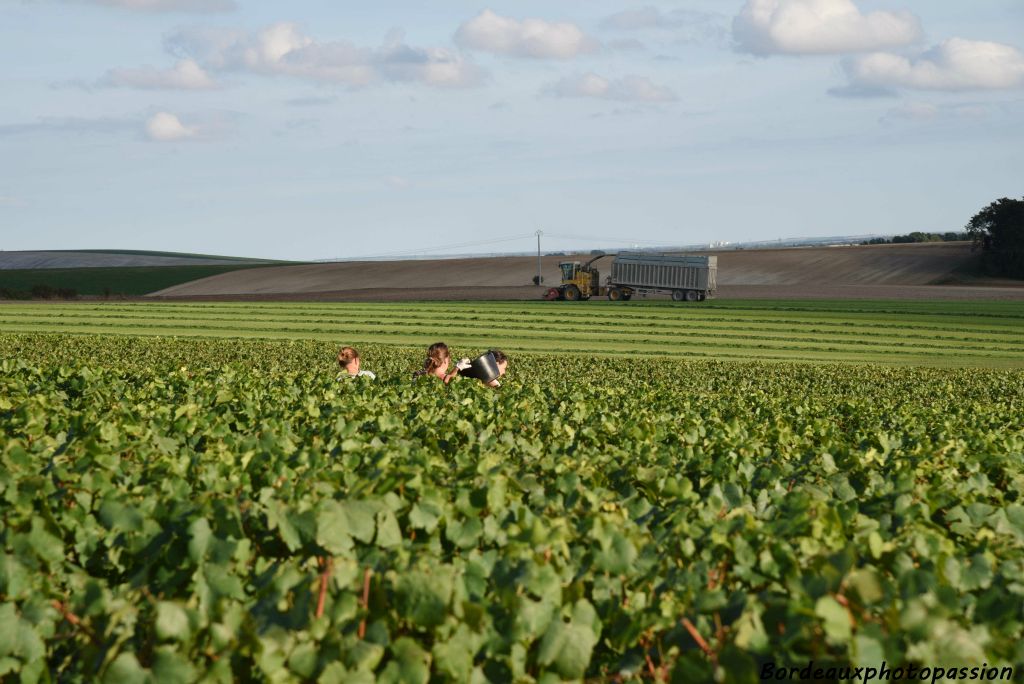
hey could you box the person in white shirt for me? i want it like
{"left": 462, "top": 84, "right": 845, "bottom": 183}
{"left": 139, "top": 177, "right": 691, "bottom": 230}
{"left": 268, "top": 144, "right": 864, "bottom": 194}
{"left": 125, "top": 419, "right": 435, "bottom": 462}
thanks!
{"left": 337, "top": 346, "right": 376, "bottom": 380}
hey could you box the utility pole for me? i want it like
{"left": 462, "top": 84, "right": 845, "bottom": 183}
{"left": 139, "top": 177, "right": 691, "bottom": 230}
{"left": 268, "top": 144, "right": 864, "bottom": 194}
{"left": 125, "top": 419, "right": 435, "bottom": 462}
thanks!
{"left": 535, "top": 230, "right": 543, "bottom": 286}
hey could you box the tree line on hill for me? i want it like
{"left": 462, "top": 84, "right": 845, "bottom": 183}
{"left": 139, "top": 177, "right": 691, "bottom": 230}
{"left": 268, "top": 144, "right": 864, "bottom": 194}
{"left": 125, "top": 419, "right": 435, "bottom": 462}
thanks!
{"left": 858, "top": 196, "right": 1022, "bottom": 280}
{"left": 0, "top": 285, "right": 79, "bottom": 300}
{"left": 861, "top": 232, "right": 967, "bottom": 245}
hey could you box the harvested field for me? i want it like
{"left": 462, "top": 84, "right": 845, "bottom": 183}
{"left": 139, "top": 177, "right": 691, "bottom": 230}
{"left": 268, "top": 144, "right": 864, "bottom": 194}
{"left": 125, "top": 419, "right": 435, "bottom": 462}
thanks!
{"left": 4, "top": 299, "right": 1024, "bottom": 366}
{"left": 149, "top": 242, "right": 1024, "bottom": 301}
{"left": 146, "top": 283, "right": 1024, "bottom": 302}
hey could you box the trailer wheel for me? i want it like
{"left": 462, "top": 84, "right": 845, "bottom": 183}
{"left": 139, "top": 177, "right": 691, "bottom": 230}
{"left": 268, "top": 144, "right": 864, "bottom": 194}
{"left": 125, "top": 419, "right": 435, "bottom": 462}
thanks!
{"left": 685, "top": 290, "right": 698, "bottom": 302}
{"left": 671, "top": 289, "right": 685, "bottom": 302}
{"left": 608, "top": 287, "right": 622, "bottom": 301}
{"left": 622, "top": 294, "right": 632, "bottom": 301}
{"left": 564, "top": 285, "right": 582, "bottom": 301}
{"left": 697, "top": 292, "right": 706, "bottom": 301}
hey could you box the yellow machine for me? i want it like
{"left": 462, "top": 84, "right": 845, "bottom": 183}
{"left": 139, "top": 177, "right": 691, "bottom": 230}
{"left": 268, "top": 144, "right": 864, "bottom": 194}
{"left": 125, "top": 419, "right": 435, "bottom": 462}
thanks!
{"left": 543, "top": 251, "right": 716, "bottom": 302}
{"left": 544, "top": 254, "right": 627, "bottom": 301}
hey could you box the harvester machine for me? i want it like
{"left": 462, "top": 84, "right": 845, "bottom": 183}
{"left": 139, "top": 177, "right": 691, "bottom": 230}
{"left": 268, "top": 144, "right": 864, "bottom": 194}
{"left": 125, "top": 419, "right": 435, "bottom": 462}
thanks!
{"left": 543, "top": 254, "right": 621, "bottom": 301}
{"left": 543, "top": 251, "right": 717, "bottom": 302}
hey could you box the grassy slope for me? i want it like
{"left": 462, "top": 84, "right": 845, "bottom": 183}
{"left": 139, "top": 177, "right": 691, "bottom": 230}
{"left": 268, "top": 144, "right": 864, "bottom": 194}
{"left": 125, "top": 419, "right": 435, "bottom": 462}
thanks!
{"left": 0, "top": 264, "right": 279, "bottom": 296}
{"left": 33, "top": 249, "right": 284, "bottom": 262}
{"left": 1, "top": 299, "right": 1022, "bottom": 367}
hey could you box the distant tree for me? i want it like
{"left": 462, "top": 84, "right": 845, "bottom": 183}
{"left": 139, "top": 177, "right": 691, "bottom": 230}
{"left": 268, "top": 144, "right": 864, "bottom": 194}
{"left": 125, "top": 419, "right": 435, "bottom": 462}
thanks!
{"left": 868, "top": 231, "right": 968, "bottom": 246}
{"left": 966, "top": 197, "right": 1024, "bottom": 278}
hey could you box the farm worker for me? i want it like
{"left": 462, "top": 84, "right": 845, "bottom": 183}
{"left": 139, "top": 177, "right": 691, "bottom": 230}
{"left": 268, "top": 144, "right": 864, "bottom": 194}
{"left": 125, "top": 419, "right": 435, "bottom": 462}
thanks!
{"left": 450, "top": 349, "right": 509, "bottom": 388}
{"left": 337, "top": 346, "right": 376, "bottom": 380}
{"left": 488, "top": 350, "right": 509, "bottom": 387}
{"left": 413, "top": 342, "right": 453, "bottom": 382}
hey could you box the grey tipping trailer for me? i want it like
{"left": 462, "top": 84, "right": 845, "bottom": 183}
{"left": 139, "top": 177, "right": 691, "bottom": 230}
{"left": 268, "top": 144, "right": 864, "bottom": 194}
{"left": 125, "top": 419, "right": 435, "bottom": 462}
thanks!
{"left": 610, "top": 253, "right": 717, "bottom": 301}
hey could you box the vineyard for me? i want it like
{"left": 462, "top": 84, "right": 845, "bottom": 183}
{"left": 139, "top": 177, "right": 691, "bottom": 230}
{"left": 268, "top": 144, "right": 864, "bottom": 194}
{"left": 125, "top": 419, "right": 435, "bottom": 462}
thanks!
{"left": 2, "top": 299, "right": 1024, "bottom": 367}
{"left": 1, "top": 333, "right": 1022, "bottom": 682}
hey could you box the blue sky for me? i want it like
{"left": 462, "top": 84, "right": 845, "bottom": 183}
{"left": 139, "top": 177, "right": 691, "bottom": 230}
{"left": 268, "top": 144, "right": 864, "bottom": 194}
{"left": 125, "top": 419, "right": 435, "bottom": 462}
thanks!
{"left": 2, "top": 0, "right": 1023, "bottom": 260}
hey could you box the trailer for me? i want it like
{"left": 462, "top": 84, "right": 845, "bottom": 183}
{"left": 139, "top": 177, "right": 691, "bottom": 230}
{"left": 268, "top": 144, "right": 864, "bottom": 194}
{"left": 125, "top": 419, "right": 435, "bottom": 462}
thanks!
{"left": 609, "top": 253, "right": 716, "bottom": 301}
{"left": 545, "top": 252, "right": 717, "bottom": 302}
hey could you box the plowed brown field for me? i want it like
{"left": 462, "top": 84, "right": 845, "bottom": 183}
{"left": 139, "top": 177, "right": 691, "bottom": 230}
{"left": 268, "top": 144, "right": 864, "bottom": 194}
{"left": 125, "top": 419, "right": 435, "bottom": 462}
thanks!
{"left": 151, "top": 242, "right": 1024, "bottom": 301}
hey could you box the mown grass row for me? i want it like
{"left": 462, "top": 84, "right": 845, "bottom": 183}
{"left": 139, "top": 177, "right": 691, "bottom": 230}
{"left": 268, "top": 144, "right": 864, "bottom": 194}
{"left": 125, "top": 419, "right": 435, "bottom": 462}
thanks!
{"left": 1, "top": 300, "right": 1022, "bottom": 367}
{"left": 7, "top": 301, "right": 1024, "bottom": 330}
{"left": 2, "top": 308, "right": 1023, "bottom": 350}
{"left": 7, "top": 300, "right": 1024, "bottom": 331}
{"left": 2, "top": 314, "right": 1023, "bottom": 359}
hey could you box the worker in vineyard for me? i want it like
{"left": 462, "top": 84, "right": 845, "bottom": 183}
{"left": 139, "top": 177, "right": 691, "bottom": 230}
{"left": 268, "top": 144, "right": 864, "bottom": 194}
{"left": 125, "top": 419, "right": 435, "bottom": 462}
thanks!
{"left": 413, "top": 342, "right": 452, "bottom": 382}
{"left": 450, "top": 349, "right": 509, "bottom": 388}
{"left": 337, "top": 346, "right": 376, "bottom": 380}
{"left": 481, "top": 349, "right": 509, "bottom": 387}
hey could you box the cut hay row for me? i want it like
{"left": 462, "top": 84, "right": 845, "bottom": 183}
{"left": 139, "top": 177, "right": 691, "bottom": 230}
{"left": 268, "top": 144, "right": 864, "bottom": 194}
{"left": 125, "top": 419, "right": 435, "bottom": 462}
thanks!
{"left": 2, "top": 300, "right": 1023, "bottom": 367}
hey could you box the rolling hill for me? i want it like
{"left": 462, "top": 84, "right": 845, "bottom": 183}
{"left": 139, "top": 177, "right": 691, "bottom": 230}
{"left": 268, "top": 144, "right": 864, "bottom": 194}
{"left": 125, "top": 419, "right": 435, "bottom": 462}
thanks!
{"left": 149, "top": 242, "right": 1024, "bottom": 301}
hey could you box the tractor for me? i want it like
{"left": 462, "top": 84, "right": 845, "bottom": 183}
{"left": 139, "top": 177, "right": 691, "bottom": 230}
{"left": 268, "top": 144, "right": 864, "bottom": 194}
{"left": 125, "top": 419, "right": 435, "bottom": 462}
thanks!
{"left": 543, "top": 254, "right": 630, "bottom": 301}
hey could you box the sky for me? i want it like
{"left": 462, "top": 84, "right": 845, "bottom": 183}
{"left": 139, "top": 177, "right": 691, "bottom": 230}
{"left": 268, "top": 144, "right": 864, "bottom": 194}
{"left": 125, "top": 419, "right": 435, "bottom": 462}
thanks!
{"left": 2, "top": 0, "right": 1023, "bottom": 260}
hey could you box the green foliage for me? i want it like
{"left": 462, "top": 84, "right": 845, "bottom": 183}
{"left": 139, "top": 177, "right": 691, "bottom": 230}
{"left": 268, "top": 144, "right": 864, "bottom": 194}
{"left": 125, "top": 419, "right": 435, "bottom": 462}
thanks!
{"left": 862, "top": 232, "right": 968, "bottom": 245}
{"left": 0, "top": 264, "right": 275, "bottom": 298}
{"left": 1, "top": 333, "right": 1023, "bottom": 681}
{"left": 966, "top": 196, "right": 1024, "bottom": 279}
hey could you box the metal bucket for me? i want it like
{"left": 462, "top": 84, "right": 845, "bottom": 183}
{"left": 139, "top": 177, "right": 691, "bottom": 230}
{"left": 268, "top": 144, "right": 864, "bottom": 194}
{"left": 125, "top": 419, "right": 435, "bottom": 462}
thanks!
{"left": 460, "top": 352, "right": 500, "bottom": 383}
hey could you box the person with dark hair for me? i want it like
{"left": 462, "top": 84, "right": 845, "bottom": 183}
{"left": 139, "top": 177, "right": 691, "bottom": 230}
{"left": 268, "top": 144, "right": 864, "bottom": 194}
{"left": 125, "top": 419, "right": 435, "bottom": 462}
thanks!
{"left": 485, "top": 349, "right": 508, "bottom": 387}
{"left": 453, "top": 349, "right": 509, "bottom": 387}
{"left": 337, "top": 346, "right": 375, "bottom": 380}
{"left": 413, "top": 342, "right": 452, "bottom": 382}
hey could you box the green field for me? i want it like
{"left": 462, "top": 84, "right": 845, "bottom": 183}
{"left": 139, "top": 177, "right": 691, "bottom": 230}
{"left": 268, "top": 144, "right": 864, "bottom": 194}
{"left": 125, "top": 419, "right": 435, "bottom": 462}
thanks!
{"left": 0, "top": 264, "right": 279, "bottom": 297}
{"left": 1, "top": 299, "right": 1023, "bottom": 367}
{"left": 63, "top": 249, "right": 284, "bottom": 262}
{"left": 1, "top": 334, "right": 1022, "bottom": 682}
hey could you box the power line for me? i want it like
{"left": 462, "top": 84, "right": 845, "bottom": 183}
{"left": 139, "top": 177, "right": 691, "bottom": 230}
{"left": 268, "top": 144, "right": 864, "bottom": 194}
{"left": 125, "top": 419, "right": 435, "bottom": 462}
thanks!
{"left": 320, "top": 230, "right": 694, "bottom": 262}
{"left": 545, "top": 232, "right": 678, "bottom": 246}
{"left": 321, "top": 233, "right": 536, "bottom": 261}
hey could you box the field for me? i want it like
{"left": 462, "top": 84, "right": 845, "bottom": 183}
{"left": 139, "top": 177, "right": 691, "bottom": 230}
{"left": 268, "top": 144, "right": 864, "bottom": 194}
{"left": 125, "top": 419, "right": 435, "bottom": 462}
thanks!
{"left": 2, "top": 299, "right": 1024, "bottom": 367}
{"left": 1, "top": 332, "right": 1022, "bottom": 683}
{"left": 2, "top": 298, "right": 1023, "bottom": 682}
{"left": 0, "top": 265, "right": 280, "bottom": 298}
{"left": 150, "top": 243, "right": 986, "bottom": 298}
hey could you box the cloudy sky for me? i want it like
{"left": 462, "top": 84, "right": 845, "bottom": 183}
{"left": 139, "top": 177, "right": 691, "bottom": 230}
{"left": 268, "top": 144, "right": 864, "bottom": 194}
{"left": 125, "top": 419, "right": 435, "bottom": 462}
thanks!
{"left": 2, "top": 1, "right": 1023, "bottom": 260}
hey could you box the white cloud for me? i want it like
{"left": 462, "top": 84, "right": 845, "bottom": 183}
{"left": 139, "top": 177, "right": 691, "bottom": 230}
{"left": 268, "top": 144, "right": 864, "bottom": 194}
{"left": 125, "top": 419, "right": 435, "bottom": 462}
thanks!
{"left": 100, "top": 59, "right": 217, "bottom": 90}
{"left": 167, "top": 23, "right": 482, "bottom": 88}
{"left": 74, "top": 0, "right": 234, "bottom": 12}
{"left": 733, "top": 0, "right": 921, "bottom": 55}
{"left": 144, "top": 112, "right": 198, "bottom": 141}
{"left": 546, "top": 73, "right": 676, "bottom": 102}
{"left": 385, "top": 175, "right": 412, "bottom": 190}
{"left": 454, "top": 10, "right": 597, "bottom": 59}
{"left": 844, "top": 38, "right": 1024, "bottom": 92}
